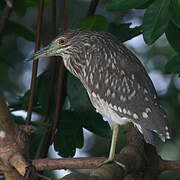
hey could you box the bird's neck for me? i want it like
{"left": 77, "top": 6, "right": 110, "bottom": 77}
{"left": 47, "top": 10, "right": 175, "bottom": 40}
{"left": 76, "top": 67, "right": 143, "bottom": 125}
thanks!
{"left": 63, "top": 53, "right": 86, "bottom": 81}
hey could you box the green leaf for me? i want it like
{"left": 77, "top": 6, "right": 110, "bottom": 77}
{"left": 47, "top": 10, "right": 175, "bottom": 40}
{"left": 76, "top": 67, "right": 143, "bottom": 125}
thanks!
{"left": 75, "top": 127, "right": 84, "bottom": 148}
{"left": 0, "top": 55, "right": 14, "bottom": 69}
{"left": 166, "top": 21, "right": 180, "bottom": 53}
{"left": 142, "top": 0, "right": 171, "bottom": 45}
{"left": 26, "top": 0, "right": 51, "bottom": 8}
{"left": 108, "top": 23, "right": 142, "bottom": 42}
{"left": 136, "top": 0, "right": 155, "bottom": 9}
{"left": 9, "top": 90, "right": 38, "bottom": 111}
{"left": 29, "top": 131, "right": 46, "bottom": 159}
{"left": 14, "top": 0, "right": 27, "bottom": 18}
{"left": 13, "top": 115, "right": 25, "bottom": 125}
{"left": 83, "top": 110, "right": 112, "bottom": 138}
{"left": 164, "top": 54, "right": 180, "bottom": 74}
{"left": 170, "top": 0, "right": 180, "bottom": 28}
{"left": 4, "top": 21, "right": 35, "bottom": 42}
{"left": 105, "top": 0, "right": 149, "bottom": 11}
{"left": 72, "top": 15, "right": 108, "bottom": 31}
{"left": 54, "top": 110, "right": 84, "bottom": 157}
{"left": 0, "top": 1, "right": 6, "bottom": 10}
{"left": 67, "top": 72, "right": 92, "bottom": 111}
{"left": 37, "top": 69, "right": 58, "bottom": 114}
{"left": 21, "top": 90, "right": 34, "bottom": 109}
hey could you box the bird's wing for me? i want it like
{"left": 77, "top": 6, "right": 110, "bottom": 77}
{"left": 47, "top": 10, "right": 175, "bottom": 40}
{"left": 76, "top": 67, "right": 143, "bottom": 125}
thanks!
{"left": 85, "top": 43, "right": 170, "bottom": 143}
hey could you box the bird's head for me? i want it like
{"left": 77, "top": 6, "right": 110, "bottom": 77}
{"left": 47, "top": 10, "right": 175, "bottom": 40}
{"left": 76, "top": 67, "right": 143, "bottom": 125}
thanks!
{"left": 26, "top": 29, "right": 96, "bottom": 62}
{"left": 26, "top": 29, "right": 115, "bottom": 78}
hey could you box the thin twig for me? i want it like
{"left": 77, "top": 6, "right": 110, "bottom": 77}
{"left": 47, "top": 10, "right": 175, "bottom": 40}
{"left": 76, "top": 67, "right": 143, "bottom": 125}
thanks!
{"left": 50, "top": 0, "right": 67, "bottom": 144}
{"left": 38, "top": 0, "right": 57, "bottom": 159}
{"left": 26, "top": 0, "right": 44, "bottom": 133}
{"left": 0, "top": 0, "right": 15, "bottom": 36}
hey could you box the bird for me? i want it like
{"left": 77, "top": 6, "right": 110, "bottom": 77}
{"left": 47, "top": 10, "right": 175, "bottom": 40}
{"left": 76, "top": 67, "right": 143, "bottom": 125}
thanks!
{"left": 26, "top": 29, "right": 171, "bottom": 168}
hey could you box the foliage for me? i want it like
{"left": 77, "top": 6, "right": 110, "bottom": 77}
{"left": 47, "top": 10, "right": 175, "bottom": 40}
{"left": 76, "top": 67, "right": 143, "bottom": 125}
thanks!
{"left": 0, "top": 0, "right": 180, "bottom": 179}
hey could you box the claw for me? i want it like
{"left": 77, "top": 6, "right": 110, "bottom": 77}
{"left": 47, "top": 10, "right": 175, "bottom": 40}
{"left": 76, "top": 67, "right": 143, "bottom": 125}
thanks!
{"left": 96, "top": 158, "right": 126, "bottom": 171}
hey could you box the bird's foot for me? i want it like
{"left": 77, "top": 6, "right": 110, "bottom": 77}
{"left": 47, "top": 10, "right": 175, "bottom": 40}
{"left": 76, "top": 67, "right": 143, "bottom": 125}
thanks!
{"left": 96, "top": 158, "right": 126, "bottom": 170}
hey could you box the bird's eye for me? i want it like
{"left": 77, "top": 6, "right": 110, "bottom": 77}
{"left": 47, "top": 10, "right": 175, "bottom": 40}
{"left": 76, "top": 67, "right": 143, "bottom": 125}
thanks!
{"left": 58, "top": 38, "right": 67, "bottom": 45}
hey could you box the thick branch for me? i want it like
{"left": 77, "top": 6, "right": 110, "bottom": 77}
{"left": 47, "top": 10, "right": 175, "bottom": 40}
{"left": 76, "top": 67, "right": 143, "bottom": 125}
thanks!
{"left": 0, "top": 92, "right": 34, "bottom": 179}
{"left": 32, "top": 156, "right": 180, "bottom": 172}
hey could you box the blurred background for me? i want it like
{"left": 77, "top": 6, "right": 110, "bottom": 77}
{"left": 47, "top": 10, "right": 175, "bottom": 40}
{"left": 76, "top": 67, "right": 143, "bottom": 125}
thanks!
{"left": 0, "top": 0, "right": 180, "bottom": 179}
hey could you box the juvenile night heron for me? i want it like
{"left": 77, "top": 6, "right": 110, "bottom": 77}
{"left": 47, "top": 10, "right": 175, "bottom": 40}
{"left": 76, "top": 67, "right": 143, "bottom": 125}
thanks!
{"left": 27, "top": 29, "right": 170, "bottom": 167}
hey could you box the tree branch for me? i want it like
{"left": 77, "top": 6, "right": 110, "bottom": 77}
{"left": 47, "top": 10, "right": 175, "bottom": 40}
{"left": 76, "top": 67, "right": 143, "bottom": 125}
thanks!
{"left": 26, "top": 0, "right": 44, "bottom": 132}
{"left": 38, "top": 0, "right": 58, "bottom": 159}
{"left": 0, "top": 92, "right": 35, "bottom": 179}
{"left": 49, "top": 0, "right": 67, "bottom": 144}
{"left": 32, "top": 124, "right": 180, "bottom": 180}
{"left": 0, "top": 0, "right": 15, "bottom": 36}
{"left": 159, "top": 159, "right": 180, "bottom": 171}
{"left": 33, "top": 157, "right": 104, "bottom": 171}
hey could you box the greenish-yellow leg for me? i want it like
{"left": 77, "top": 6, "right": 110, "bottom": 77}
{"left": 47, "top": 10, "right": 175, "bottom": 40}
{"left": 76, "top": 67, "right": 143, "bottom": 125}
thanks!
{"left": 97, "top": 123, "right": 126, "bottom": 170}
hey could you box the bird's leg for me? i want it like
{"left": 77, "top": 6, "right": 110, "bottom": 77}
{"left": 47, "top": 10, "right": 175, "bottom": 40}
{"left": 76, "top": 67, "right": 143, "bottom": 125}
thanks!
{"left": 97, "top": 123, "right": 126, "bottom": 170}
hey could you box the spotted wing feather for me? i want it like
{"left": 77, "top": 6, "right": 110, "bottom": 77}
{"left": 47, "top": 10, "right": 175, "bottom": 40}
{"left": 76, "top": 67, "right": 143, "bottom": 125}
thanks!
{"left": 82, "top": 32, "right": 170, "bottom": 144}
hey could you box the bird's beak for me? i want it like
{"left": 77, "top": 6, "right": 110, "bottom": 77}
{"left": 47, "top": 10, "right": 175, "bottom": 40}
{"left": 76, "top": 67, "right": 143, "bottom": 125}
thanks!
{"left": 25, "top": 44, "right": 58, "bottom": 61}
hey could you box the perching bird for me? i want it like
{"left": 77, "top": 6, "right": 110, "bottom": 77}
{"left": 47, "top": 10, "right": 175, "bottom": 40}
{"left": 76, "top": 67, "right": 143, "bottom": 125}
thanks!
{"left": 27, "top": 29, "right": 171, "bottom": 166}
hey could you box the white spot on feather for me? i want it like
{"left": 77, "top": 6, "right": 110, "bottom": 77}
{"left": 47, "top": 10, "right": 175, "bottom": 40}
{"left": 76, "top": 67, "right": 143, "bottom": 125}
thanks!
{"left": 109, "top": 103, "right": 113, "bottom": 108}
{"left": 142, "top": 112, "right": 148, "bottom": 118}
{"left": 105, "top": 79, "right": 109, "bottom": 84}
{"left": 112, "top": 63, "right": 115, "bottom": 69}
{"left": 121, "top": 70, "right": 125, "bottom": 75}
{"left": 95, "top": 83, "right": 99, "bottom": 89}
{"left": 106, "top": 89, "right": 111, "bottom": 96}
{"left": 144, "top": 88, "right": 148, "bottom": 94}
{"left": 0, "top": 131, "right": 5, "bottom": 138}
{"left": 133, "top": 113, "right": 138, "bottom": 119}
{"left": 118, "top": 107, "right": 122, "bottom": 112}
{"left": 131, "top": 74, "right": 135, "bottom": 80}
{"left": 127, "top": 110, "right": 131, "bottom": 116}
{"left": 133, "top": 123, "right": 142, "bottom": 134}
{"left": 123, "top": 108, "right": 127, "bottom": 114}
{"left": 114, "top": 105, "right": 118, "bottom": 111}
{"left": 128, "top": 90, "right": 136, "bottom": 100}
{"left": 120, "top": 95, "right": 124, "bottom": 101}
{"left": 111, "top": 92, "right": 116, "bottom": 98}
{"left": 137, "top": 83, "right": 141, "bottom": 90}
{"left": 166, "top": 132, "right": 170, "bottom": 139}
{"left": 92, "top": 92, "right": 96, "bottom": 97}
{"left": 145, "top": 108, "right": 151, "bottom": 113}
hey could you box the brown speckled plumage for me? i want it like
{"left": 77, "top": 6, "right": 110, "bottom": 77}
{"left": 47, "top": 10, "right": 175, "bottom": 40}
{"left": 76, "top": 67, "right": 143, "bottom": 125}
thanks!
{"left": 29, "top": 29, "right": 171, "bottom": 145}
